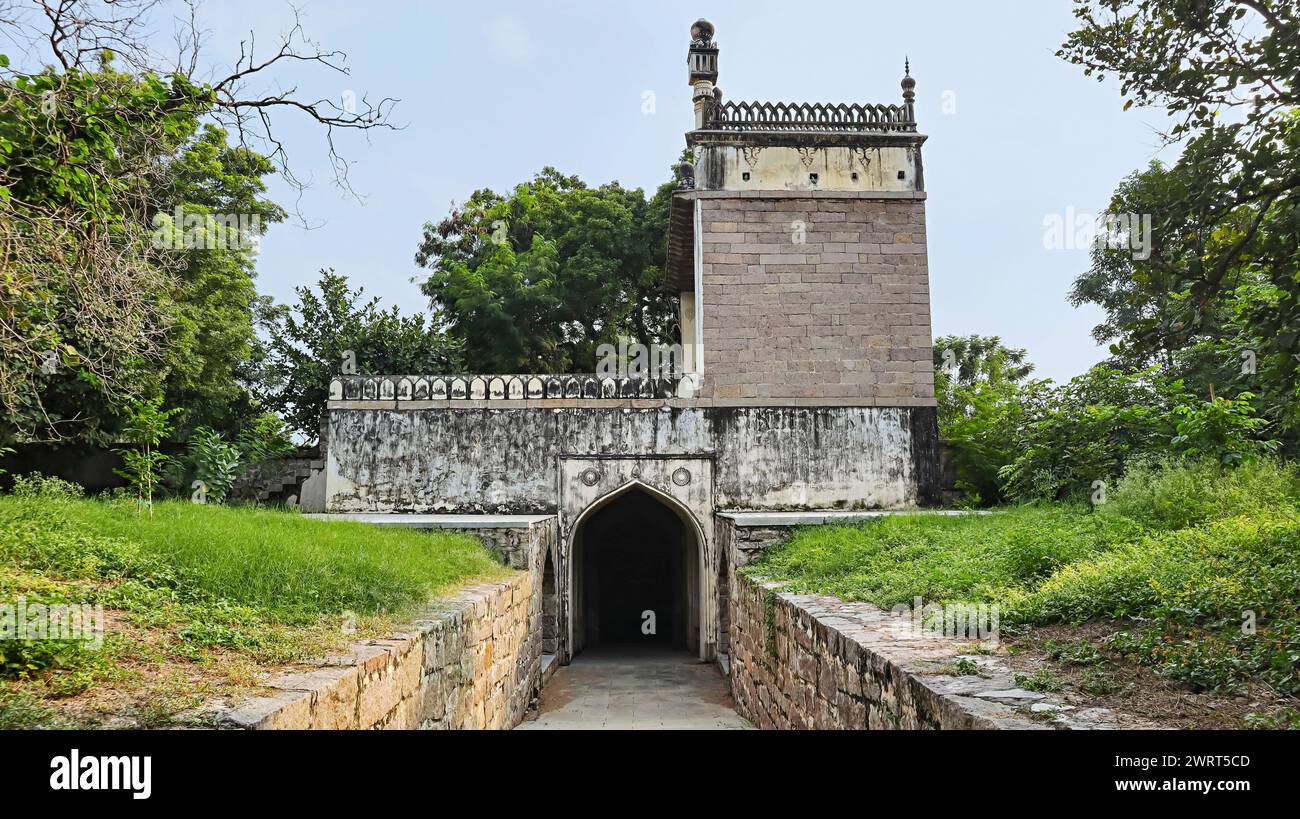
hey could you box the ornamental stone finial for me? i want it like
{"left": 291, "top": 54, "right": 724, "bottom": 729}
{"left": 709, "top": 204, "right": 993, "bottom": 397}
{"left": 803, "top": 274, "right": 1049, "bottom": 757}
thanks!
{"left": 688, "top": 19, "right": 719, "bottom": 128}
{"left": 901, "top": 57, "right": 916, "bottom": 123}
{"left": 688, "top": 18, "right": 718, "bottom": 86}
{"left": 691, "top": 18, "right": 715, "bottom": 47}
{"left": 674, "top": 161, "right": 696, "bottom": 190}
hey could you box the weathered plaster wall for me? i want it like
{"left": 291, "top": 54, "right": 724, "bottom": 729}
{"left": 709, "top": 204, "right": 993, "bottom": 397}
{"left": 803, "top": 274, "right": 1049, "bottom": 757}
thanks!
{"left": 325, "top": 405, "right": 932, "bottom": 514}
{"left": 699, "top": 145, "right": 918, "bottom": 193}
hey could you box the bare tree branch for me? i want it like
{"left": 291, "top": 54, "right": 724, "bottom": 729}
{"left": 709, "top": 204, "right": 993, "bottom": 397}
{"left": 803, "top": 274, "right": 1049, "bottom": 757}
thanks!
{"left": 2, "top": 0, "right": 400, "bottom": 199}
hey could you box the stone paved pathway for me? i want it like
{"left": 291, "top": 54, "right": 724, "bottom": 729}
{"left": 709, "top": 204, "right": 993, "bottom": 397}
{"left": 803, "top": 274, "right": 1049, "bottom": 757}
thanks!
{"left": 515, "top": 647, "right": 752, "bottom": 730}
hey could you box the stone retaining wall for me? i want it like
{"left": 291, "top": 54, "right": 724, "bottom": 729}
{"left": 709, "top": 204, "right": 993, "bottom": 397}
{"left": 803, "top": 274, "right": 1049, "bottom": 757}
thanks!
{"left": 218, "top": 573, "right": 541, "bottom": 730}
{"left": 729, "top": 573, "right": 1140, "bottom": 730}
{"left": 230, "top": 453, "right": 325, "bottom": 511}
{"left": 715, "top": 517, "right": 792, "bottom": 569}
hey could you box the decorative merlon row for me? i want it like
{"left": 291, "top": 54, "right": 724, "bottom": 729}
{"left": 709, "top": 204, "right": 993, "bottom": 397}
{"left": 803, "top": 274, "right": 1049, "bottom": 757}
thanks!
{"left": 703, "top": 100, "right": 916, "bottom": 133}
{"left": 328, "top": 374, "right": 701, "bottom": 403}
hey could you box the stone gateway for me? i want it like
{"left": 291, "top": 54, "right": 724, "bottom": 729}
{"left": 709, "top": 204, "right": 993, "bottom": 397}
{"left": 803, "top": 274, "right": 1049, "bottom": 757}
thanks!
{"left": 323, "top": 20, "right": 939, "bottom": 668}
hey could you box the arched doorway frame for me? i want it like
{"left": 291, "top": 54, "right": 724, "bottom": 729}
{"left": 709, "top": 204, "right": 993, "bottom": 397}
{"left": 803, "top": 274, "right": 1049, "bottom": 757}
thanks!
{"left": 564, "top": 479, "right": 714, "bottom": 662}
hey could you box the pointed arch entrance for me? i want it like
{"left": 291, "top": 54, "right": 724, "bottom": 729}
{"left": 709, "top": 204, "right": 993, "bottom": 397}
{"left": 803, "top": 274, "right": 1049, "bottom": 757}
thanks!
{"left": 571, "top": 484, "right": 702, "bottom": 655}
{"left": 560, "top": 459, "right": 715, "bottom": 663}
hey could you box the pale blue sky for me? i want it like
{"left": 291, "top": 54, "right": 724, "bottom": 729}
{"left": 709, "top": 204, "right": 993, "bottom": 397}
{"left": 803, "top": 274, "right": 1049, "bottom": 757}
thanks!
{"left": 180, "top": 1, "right": 1176, "bottom": 382}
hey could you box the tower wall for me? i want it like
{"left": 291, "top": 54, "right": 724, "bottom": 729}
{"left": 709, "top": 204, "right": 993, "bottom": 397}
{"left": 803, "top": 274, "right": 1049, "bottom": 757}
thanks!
{"left": 695, "top": 192, "right": 933, "bottom": 405}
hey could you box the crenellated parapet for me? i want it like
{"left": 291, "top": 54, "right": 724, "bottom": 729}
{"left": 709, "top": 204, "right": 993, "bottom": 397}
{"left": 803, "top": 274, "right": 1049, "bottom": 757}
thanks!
{"left": 701, "top": 100, "right": 915, "bottom": 133}
{"left": 327, "top": 374, "right": 701, "bottom": 404}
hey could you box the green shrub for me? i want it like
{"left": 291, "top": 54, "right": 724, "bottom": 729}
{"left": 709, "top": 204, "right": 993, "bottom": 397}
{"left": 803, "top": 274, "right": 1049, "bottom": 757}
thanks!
{"left": 1079, "top": 667, "right": 1117, "bottom": 696}
{"left": 236, "top": 414, "right": 296, "bottom": 464}
{"left": 1007, "top": 515, "right": 1300, "bottom": 627}
{"left": 996, "top": 368, "right": 1277, "bottom": 503}
{"left": 998, "top": 366, "right": 1185, "bottom": 502}
{"left": 9, "top": 472, "right": 84, "bottom": 500}
{"left": 1106, "top": 457, "right": 1300, "bottom": 530}
{"left": 1245, "top": 708, "right": 1300, "bottom": 730}
{"left": 185, "top": 426, "right": 243, "bottom": 503}
{"left": 0, "top": 638, "right": 89, "bottom": 680}
{"left": 1044, "top": 638, "right": 1107, "bottom": 667}
{"left": 1170, "top": 393, "right": 1277, "bottom": 465}
{"left": 746, "top": 507, "right": 1143, "bottom": 609}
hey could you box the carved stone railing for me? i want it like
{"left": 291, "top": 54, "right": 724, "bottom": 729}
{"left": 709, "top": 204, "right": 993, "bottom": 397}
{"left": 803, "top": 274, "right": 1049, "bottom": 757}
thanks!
{"left": 328, "top": 374, "right": 701, "bottom": 403}
{"left": 702, "top": 100, "right": 915, "bottom": 133}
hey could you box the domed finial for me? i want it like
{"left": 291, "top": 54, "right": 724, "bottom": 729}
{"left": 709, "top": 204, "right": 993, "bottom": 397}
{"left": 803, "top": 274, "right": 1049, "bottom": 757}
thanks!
{"left": 687, "top": 17, "right": 719, "bottom": 90}
{"left": 901, "top": 56, "right": 916, "bottom": 104}
{"left": 674, "top": 161, "right": 696, "bottom": 191}
{"left": 691, "top": 19, "right": 715, "bottom": 46}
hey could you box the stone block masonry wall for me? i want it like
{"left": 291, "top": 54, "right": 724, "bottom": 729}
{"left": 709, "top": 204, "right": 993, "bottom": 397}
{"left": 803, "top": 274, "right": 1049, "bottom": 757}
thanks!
{"left": 728, "top": 573, "right": 1147, "bottom": 730}
{"left": 698, "top": 195, "right": 935, "bottom": 406}
{"left": 471, "top": 519, "right": 556, "bottom": 571}
{"left": 715, "top": 518, "right": 795, "bottom": 569}
{"left": 217, "top": 574, "right": 540, "bottom": 730}
{"left": 230, "top": 453, "right": 325, "bottom": 511}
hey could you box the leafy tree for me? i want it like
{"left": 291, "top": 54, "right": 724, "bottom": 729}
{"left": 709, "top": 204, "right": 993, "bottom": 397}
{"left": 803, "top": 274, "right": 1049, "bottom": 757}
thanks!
{"left": 1061, "top": 0, "right": 1300, "bottom": 450}
{"left": 1071, "top": 150, "right": 1300, "bottom": 448}
{"left": 1, "top": 66, "right": 288, "bottom": 445}
{"left": 153, "top": 125, "right": 287, "bottom": 434}
{"left": 1069, "top": 160, "right": 1224, "bottom": 369}
{"left": 934, "top": 335, "right": 1034, "bottom": 389}
{"left": 0, "top": 2, "right": 395, "bottom": 445}
{"left": 933, "top": 336, "right": 1041, "bottom": 505}
{"left": 999, "top": 367, "right": 1274, "bottom": 502}
{"left": 415, "top": 167, "right": 677, "bottom": 372}
{"left": 259, "top": 270, "right": 462, "bottom": 440}
{"left": 0, "top": 58, "right": 209, "bottom": 444}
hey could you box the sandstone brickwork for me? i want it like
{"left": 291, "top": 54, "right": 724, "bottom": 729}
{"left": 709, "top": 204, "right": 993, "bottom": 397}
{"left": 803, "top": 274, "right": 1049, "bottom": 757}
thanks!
{"left": 697, "top": 194, "right": 935, "bottom": 407}
{"left": 216, "top": 574, "right": 540, "bottom": 730}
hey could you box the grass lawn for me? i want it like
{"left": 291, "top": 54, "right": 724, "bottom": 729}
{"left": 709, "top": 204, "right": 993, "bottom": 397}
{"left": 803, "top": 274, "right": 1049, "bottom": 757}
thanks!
{"left": 0, "top": 489, "right": 508, "bottom": 728}
{"left": 746, "top": 458, "right": 1300, "bottom": 728}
